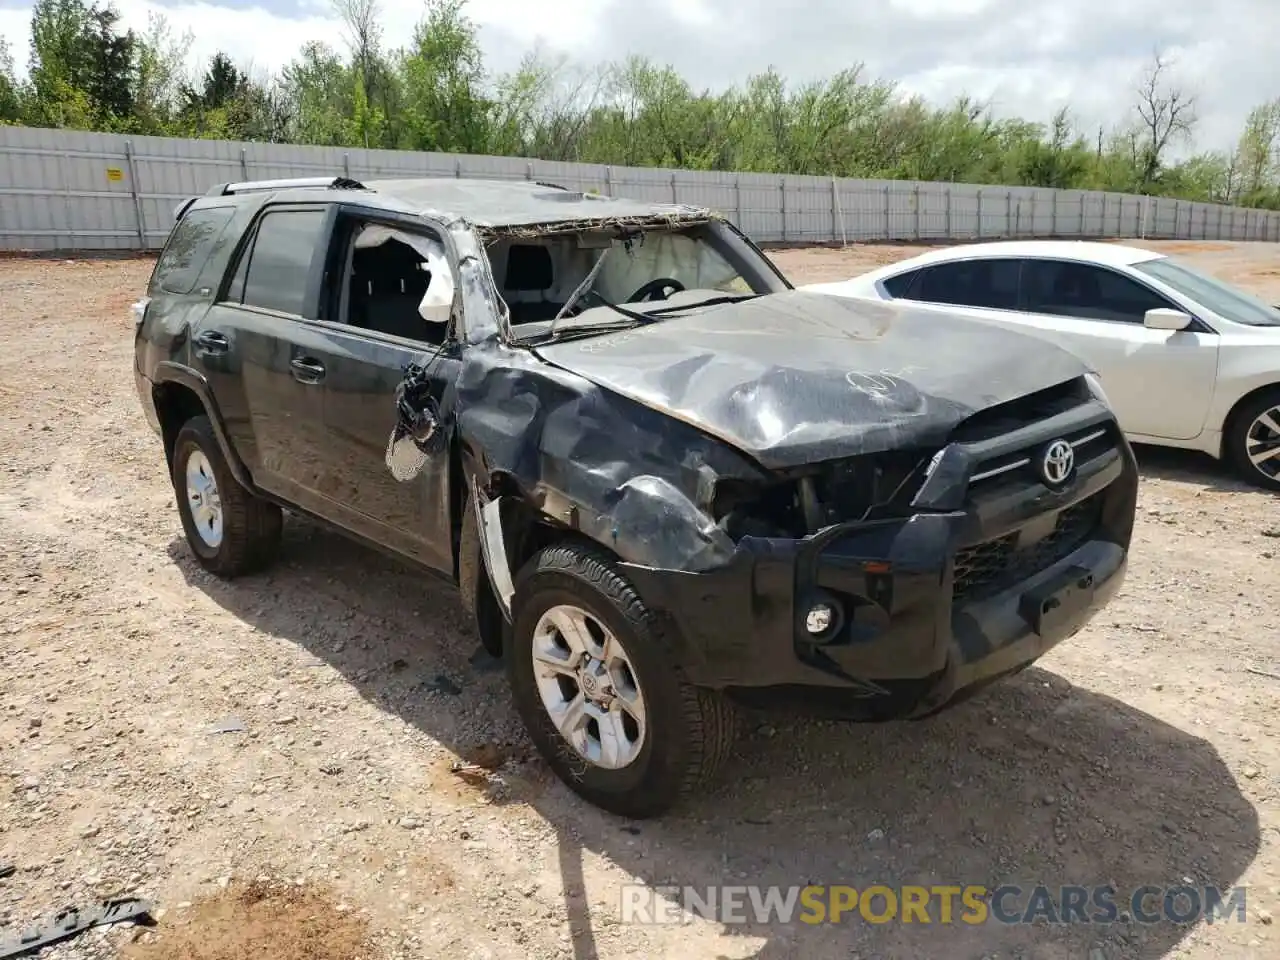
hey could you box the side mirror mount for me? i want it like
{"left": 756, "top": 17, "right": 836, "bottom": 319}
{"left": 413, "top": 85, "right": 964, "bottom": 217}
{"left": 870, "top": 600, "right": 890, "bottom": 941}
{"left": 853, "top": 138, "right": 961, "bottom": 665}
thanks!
{"left": 1144, "top": 307, "right": 1192, "bottom": 331}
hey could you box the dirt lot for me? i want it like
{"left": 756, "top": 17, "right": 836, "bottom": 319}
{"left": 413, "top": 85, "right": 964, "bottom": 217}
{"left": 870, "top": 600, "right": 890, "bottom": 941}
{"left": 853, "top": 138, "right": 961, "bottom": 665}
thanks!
{"left": 1, "top": 239, "right": 1279, "bottom": 960}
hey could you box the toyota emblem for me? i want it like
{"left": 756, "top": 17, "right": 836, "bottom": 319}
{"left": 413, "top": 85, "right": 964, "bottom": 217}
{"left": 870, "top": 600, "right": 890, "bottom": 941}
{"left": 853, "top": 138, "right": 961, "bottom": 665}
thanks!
{"left": 1040, "top": 439, "right": 1075, "bottom": 486}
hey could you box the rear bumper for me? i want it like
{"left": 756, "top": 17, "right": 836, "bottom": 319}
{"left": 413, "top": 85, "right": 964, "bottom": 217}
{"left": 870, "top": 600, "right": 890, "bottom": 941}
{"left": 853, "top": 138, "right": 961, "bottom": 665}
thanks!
{"left": 622, "top": 424, "right": 1138, "bottom": 721}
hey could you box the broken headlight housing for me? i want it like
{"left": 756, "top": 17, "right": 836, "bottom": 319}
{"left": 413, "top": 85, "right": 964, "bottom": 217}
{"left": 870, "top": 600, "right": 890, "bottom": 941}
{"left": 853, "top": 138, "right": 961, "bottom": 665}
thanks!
{"left": 710, "top": 450, "right": 933, "bottom": 540}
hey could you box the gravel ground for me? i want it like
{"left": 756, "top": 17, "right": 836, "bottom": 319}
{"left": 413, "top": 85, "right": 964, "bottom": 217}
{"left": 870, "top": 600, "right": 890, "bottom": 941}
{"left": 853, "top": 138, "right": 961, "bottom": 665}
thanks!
{"left": 1, "top": 239, "right": 1278, "bottom": 960}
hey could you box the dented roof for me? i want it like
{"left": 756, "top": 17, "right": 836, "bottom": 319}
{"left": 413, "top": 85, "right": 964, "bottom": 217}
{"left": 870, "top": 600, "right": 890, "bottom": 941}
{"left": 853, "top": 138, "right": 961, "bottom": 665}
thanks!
{"left": 362, "top": 177, "right": 714, "bottom": 231}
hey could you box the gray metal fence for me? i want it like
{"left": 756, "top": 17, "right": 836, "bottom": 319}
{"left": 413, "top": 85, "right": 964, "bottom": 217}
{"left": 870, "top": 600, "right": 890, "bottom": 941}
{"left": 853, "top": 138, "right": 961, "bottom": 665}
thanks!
{"left": 2, "top": 124, "right": 1279, "bottom": 252}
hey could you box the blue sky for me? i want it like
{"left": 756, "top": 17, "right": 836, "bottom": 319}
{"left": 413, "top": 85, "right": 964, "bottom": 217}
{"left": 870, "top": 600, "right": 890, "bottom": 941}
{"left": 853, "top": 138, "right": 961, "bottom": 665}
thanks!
{"left": 1, "top": 0, "right": 1276, "bottom": 153}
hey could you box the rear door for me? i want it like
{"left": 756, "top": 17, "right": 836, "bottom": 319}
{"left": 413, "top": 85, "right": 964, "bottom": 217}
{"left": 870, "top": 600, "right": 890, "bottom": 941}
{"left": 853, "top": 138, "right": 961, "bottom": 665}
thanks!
{"left": 191, "top": 203, "right": 341, "bottom": 516}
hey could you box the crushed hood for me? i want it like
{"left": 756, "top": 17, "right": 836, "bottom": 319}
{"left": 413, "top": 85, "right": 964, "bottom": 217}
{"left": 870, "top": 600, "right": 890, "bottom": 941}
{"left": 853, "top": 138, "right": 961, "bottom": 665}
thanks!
{"left": 534, "top": 290, "right": 1088, "bottom": 469}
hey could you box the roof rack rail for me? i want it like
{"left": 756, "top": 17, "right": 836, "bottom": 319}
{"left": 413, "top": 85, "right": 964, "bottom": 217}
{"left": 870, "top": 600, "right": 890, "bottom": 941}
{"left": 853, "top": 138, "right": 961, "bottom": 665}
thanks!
{"left": 534, "top": 180, "right": 570, "bottom": 191}
{"left": 173, "top": 196, "right": 199, "bottom": 222}
{"left": 204, "top": 175, "right": 366, "bottom": 197}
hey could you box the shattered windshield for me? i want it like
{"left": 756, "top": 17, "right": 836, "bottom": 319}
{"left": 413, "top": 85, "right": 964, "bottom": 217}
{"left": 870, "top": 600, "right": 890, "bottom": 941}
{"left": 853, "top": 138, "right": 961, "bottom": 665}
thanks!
{"left": 487, "top": 220, "right": 788, "bottom": 342}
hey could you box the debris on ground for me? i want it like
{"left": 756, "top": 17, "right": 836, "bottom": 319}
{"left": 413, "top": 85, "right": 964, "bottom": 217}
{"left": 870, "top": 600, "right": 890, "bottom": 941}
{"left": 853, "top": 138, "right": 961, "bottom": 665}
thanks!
{"left": 0, "top": 898, "right": 154, "bottom": 959}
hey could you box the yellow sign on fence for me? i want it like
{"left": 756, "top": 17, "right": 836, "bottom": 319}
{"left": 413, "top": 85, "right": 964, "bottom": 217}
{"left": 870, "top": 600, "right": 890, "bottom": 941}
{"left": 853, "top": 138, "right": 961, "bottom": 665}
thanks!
{"left": 105, "top": 167, "right": 124, "bottom": 182}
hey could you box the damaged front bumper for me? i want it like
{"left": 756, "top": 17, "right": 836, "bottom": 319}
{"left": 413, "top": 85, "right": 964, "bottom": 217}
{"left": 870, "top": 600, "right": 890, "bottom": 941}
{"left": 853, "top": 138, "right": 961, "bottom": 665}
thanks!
{"left": 621, "top": 422, "right": 1138, "bottom": 721}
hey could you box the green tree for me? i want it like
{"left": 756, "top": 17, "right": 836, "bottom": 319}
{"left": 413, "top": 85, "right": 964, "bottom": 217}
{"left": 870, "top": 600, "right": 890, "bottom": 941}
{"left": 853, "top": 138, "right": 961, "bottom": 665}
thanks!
{"left": 0, "top": 38, "right": 22, "bottom": 123}
{"left": 396, "top": 0, "right": 491, "bottom": 152}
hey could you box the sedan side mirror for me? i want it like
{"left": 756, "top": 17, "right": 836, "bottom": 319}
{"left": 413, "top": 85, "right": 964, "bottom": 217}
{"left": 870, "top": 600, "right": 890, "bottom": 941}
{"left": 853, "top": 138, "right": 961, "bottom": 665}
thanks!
{"left": 1144, "top": 308, "right": 1192, "bottom": 331}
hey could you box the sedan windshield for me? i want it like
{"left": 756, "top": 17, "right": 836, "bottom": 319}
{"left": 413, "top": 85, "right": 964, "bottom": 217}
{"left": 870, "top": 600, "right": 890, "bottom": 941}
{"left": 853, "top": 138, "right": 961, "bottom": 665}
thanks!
{"left": 1133, "top": 256, "right": 1280, "bottom": 327}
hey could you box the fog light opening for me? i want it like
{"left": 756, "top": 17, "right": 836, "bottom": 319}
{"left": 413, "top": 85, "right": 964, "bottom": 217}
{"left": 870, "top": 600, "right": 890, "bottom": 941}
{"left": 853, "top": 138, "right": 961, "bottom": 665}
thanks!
{"left": 803, "top": 594, "right": 844, "bottom": 640}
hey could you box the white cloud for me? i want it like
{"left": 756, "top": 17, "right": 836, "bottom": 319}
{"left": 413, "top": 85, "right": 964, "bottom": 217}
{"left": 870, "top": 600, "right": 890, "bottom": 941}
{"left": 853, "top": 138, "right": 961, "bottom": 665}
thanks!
{"left": 1, "top": 0, "right": 1276, "bottom": 154}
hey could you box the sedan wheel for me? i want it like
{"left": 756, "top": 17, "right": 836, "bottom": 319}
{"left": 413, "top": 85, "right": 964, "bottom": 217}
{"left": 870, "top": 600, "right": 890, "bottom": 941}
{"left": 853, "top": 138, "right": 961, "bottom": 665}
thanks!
{"left": 1226, "top": 390, "right": 1280, "bottom": 492}
{"left": 1245, "top": 404, "right": 1280, "bottom": 484}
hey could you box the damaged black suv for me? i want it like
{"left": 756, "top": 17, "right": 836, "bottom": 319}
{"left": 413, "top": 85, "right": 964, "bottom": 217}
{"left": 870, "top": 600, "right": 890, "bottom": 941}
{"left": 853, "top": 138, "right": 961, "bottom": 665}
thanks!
{"left": 135, "top": 174, "right": 1138, "bottom": 818}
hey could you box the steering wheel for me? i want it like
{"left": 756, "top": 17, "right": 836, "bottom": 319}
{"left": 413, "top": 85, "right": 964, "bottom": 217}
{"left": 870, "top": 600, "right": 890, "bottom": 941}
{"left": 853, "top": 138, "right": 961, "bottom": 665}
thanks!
{"left": 626, "top": 277, "right": 686, "bottom": 303}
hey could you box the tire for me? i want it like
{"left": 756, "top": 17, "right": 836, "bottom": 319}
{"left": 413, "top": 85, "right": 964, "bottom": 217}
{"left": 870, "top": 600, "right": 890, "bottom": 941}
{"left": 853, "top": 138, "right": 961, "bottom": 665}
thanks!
{"left": 171, "top": 414, "right": 283, "bottom": 577}
{"left": 1225, "top": 389, "right": 1280, "bottom": 492}
{"left": 506, "top": 541, "right": 737, "bottom": 819}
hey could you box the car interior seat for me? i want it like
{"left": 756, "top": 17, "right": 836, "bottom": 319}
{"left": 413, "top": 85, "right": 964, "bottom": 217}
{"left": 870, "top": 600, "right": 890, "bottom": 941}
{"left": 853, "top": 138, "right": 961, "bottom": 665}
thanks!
{"left": 502, "top": 244, "right": 561, "bottom": 324}
{"left": 349, "top": 239, "right": 443, "bottom": 344}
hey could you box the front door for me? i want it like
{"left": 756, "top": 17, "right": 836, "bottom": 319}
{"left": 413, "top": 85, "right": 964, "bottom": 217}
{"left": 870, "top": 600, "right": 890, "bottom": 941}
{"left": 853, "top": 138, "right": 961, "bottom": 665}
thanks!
{"left": 1015, "top": 258, "right": 1220, "bottom": 441}
{"left": 307, "top": 212, "right": 463, "bottom": 573}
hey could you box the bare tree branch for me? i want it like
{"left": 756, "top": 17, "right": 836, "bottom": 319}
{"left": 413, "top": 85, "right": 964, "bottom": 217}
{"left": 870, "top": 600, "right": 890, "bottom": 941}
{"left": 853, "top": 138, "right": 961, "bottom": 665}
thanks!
{"left": 1134, "top": 48, "right": 1198, "bottom": 188}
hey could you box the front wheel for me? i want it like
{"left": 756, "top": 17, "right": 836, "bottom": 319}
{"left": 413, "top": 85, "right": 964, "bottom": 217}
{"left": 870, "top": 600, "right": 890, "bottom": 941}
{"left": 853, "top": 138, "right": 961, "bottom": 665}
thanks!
{"left": 506, "top": 542, "right": 736, "bottom": 818}
{"left": 1225, "top": 389, "right": 1280, "bottom": 492}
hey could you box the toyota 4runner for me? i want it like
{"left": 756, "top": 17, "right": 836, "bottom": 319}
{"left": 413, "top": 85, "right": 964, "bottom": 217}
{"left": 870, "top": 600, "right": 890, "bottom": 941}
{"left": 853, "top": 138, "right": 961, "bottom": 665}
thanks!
{"left": 134, "top": 175, "right": 1139, "bottom": 818}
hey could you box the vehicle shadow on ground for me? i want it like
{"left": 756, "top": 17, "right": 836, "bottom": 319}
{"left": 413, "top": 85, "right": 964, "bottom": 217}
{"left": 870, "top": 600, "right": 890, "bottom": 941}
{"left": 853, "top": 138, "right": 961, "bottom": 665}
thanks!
{"left": 1131, "top": 443, "right": 1269, "bottom": 495}
{"left": 170, "top": 519, "right": 1262, "bottom": 960}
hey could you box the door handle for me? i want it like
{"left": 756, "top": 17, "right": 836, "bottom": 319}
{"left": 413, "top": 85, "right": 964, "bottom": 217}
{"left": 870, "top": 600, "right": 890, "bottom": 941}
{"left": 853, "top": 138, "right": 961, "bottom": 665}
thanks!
{"left": 290, "top": 357, "right": 326, "bottom": 383}
{"left": 195, "top": 330, "right": 229, "bottom": 353}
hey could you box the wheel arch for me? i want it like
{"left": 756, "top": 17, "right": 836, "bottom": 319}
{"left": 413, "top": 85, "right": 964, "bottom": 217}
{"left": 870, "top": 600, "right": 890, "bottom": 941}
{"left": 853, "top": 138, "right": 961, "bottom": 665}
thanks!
{"left": 456, "top": 466, "right": 623, "bottom": 658}
{"left": 1220, "top": 381, "right": 1280, "bottom": 460}
{"left": 151, "top": 362, "right": 254, "bottom": 490}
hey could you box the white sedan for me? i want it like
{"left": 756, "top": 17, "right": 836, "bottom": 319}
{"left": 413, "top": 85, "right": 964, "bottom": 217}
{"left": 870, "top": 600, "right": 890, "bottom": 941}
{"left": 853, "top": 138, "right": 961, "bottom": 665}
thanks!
{"left": 805, "top": 240, "right": 1280, "bottom": 491}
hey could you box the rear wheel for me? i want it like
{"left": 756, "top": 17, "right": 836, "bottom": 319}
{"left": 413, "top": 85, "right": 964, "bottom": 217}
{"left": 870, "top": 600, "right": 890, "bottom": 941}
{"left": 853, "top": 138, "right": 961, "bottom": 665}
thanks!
{"left": 172, "top": 415, "right": 283, "bottom": 577}
{"left": 1225, "top": 390, "right": 1280, "bottom": 492}
{"left": 506, "top": 542, "right": 737, "bottom": 818}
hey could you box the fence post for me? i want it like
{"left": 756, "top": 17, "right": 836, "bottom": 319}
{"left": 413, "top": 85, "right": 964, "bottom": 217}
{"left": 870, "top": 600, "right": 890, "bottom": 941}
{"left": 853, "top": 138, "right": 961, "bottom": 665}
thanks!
{"left": 830, "top": 177, "right": 839, "bottom": 245}
{"left": 976, "top": 189, "right": 983, "bottom": 238}
{"left": 454, "top": 158, "right": 461, "bottom": 178}
{"left": 239, "top": 148, "right": 247, "bottom": 179}
{"left": 1050, "top": 193, "right": 1058, "bottom": 235}
{"left": 670, "top": 173, "right": 678, "bottom": 204}
{"left": 883, "top": 185, "right": 890, "bottom": 239}
{"left": 123, "top": 140, "right": 146, "bottom": 250}
{"left": 1005, "top": 190, "right": 1013, "bottom": 237}
{"left": 1217, "top": 205, "right": 1224, "bottom": 239}
{"left": 944, "top": 186, "right": 951, "bottom": 239}
{"left": 779, "top": 177, "right": 787, "bottom": 243}
{"left": 912, "top": 183, "right": 920, "bottom": 240}
{"left": 604, "top": 166, "right": 612, "bottom": 197}
{"left": 734, "top": 175, "right": 743, "bottom": 228}
{"left": 1079, "top": 194, "right": 1085, "bottom": 235}
{"left": 343, "top": 153, "right": 350, "bottom": 177}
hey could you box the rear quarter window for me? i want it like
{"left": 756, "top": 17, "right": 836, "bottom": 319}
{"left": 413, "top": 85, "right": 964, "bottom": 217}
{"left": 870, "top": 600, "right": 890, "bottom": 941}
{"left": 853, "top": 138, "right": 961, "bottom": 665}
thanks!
{"left": 880, "top": 270, "right": 919, "bottom": 298}
{"left": 149, "top": 206, "right": 236, "bottom": 296}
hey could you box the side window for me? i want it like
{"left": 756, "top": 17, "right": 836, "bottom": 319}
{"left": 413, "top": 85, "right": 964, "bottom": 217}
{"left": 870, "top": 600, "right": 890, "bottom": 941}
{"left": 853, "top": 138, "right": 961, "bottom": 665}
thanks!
{"left": 910, "top": 259, "right": 1020, "bottom": 310}
{"left": 149, "top": 206, "right": 235, "bottom": 295}
{"left": 1021, "top": 260, "right": 1174, "bottom": 323}
{"left": 342, "top": 222, "right": 456, "bottom": 345}
{"left": 233, "top": 209, "right": 328, "bottom": 318}
{"left": 880, "top": 270, "right": 920, "bottom": 298}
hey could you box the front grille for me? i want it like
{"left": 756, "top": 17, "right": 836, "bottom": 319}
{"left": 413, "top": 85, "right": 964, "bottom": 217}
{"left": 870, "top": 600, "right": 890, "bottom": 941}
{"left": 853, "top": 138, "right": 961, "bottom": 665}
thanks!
{"left": 952, "top": 493, "right": 1103, "bottom": 604}
{"left": 968, "top": 423, "right": 1115, "bottom": 491}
